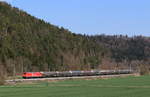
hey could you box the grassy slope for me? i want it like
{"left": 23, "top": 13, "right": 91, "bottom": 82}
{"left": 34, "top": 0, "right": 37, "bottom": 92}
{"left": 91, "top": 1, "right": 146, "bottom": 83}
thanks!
{"left": 0, "top": 76, "right": 150, "bottom": 97}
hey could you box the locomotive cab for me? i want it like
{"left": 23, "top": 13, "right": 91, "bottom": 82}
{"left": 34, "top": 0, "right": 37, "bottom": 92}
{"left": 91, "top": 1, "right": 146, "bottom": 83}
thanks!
{"left": 22, "top": 72, "right": 43, "bottom": 79}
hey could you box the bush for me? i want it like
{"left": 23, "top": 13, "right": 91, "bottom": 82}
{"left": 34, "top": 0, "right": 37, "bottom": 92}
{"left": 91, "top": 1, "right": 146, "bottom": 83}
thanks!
{"left": 0, "top": 76, "right": 5, "bottom": 85}
{"left": 139, "top": 65, "right": 150, "bottom": 75}
{"left": 0, "top": 65, "right": 6, "bottom": 85}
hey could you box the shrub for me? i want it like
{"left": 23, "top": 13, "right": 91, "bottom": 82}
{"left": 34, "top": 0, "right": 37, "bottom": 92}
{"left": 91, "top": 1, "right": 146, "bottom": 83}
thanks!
{"left": 139, "top": 65, "right": 150, "bottom": 75}
{"left": 0, "top": 76, "right": 5, "bottom": 85}
{"left": 0, "top": 65, "right": 6, "bottom": 85}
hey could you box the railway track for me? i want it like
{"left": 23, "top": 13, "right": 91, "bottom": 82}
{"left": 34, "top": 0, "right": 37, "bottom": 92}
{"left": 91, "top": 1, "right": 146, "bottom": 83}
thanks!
{"left": 6, "top": 73, "right": 138, "bottom": 83}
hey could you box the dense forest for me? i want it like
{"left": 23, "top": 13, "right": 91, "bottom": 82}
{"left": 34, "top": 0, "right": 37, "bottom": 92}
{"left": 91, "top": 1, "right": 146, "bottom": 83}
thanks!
{"left": 0, "top": 2, "right": 150, "bottom": 76}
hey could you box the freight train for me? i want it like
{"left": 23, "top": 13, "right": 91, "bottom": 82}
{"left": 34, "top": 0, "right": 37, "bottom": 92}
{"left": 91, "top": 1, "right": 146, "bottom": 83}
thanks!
{"left": 22, "top": 69, "right": 133, "bottom": 79}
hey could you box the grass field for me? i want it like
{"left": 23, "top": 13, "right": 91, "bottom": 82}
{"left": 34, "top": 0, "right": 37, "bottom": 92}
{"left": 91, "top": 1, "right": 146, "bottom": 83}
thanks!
{"left": 0, "top": 75, "right": 150, "bottom": 97}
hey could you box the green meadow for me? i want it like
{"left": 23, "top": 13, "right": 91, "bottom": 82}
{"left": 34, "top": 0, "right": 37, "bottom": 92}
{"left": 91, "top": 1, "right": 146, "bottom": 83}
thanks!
{"left": 0, "top": 76, "right": 150, "bottom": 97}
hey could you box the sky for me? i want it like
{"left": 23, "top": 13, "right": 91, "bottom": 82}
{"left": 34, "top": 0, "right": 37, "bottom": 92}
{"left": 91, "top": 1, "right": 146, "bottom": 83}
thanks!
{"left": 2, "top": 0, "right": 150, "bottom": 36}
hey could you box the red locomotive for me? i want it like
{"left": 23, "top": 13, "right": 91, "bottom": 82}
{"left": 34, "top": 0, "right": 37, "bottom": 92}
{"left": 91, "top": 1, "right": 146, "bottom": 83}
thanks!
{"left": 22, "top": 72, "right": 43, "bottom": 79}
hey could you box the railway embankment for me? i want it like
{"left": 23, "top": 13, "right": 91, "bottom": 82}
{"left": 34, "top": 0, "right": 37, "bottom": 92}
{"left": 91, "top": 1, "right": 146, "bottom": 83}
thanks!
{"left": 6, "top": 73, "right": 140, "bottom": 84}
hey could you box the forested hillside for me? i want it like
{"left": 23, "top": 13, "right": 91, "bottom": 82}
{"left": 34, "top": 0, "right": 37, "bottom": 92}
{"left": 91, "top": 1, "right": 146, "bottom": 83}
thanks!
{"left": 0, "top": 2, "right": 150, "bottom": 76}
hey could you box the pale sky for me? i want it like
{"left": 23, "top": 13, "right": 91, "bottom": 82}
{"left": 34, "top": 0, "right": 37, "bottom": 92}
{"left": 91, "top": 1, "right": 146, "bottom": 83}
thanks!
{"left": 2, "top": 0, "right": 150, "bottom": 36}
